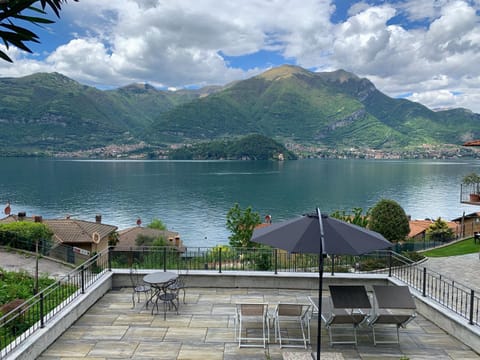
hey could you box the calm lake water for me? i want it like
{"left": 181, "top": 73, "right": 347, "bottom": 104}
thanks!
{"left": 1, "top": 158, "right": 479, "bottom": 247}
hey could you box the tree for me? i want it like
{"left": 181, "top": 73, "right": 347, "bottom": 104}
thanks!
{"left": 426, "top": 217, "right": 454, "bottom": 242}
{"left": 226, "top": 203, "right": 261, "bottom": 248}
{"left": 369, "top": 199, "right": 410, "bottom": 242}
{"left": 330, "top": 207, "right": 370, "bottom": 228}
{"left": 147, "top": 218, "right": 167, "bottom": 230}
{"left": 0, "top": 0, "right": 78, "bottom": 62}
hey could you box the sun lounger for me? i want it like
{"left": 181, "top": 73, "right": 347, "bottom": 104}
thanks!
{"left": 319, "top": 285, "right": 371, "bottom": 346}
{"left": 366, "top": 285, "right": 416, "bottom": 345}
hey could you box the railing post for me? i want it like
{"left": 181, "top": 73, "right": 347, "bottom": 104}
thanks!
{"left": 218, "top": 247, "right": 222, "bottom": 273}
{"left": 422, "top": 267, "right": 427, "bottom": 297}
{"left": 388, "top": 251, "right": 392, "bottom": 277}
{"left": 331, "top": 255, "right": 335, "bottom": 276}
{"left": 163, "top": 247, "right": 167, "bottom": 272}
{"left": 40, "top": 292, "right": 45, "bottom": 328}
{"left": 469, "top": 289, "right": 475, "bottom": 325}
{"left": 274, "top": 249, "right": 278, "bottom": 275}
{"left": 81, "top": 265, "right": 85, "bottom": 294}
{"left": 108, "top": 246, "right": 112, "bottom": 271}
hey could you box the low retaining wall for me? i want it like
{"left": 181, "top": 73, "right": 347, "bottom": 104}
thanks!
{"left": 112, "top": 269, "right": 391, "bottom": 290}
{"left": 388, "top": 277, "right": 480, "bottom": 354}
{"left": 4, "top": 272, "right": 113, "bottom": 360}
{"left": 4, "top": 270, "right": 480, "bottom": 358}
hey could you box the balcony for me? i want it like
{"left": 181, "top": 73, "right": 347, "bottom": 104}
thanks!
{"left": 460, "top": 183, "right": 480, "bottom": 205}
{"left": 2, "top": 248, "right": 480, "bottom": 359}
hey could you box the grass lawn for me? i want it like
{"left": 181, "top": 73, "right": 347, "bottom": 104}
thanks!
{"left": 422, "top": 238, "right": 480, "bottom": 257}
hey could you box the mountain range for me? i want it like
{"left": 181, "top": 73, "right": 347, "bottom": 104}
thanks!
{"left": 0, "top": 65, "right": 479, "bottom": 157}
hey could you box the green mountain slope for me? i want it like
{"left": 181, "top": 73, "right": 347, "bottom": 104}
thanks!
{"left": 0, "top": 66, "right": 479, "bottom": 155}
{"left": 150, "top": 65, "right": 480, "bottom": 149}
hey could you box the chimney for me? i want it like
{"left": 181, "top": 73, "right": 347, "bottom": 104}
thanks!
{"left": 34, "top": 215, "right": 42, "bottom": 223}
{"left": 95, "top": 214, "right": 102, "bottom": 223}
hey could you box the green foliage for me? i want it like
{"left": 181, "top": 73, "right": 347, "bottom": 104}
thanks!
{"left": 147, "top": 218, "right": 167, "bottom": 230}
{"left": 108, "top": 232, "right": 119, "bottom": 246}
{"left": 0, "top": 1, "right": 78, "bottom": 63}
{"left": 135, "top": 234, "right": 167, "bottom": 247}
{"left": 330, "top": 207, "right": 370, "bottom": 227}
{"left": 369, "top": 199, "right": 410, "bottom": 242}
{"left": 169, "top": 134, "right": 296, "bottom": 160}
{"left": 422, "top": 238, "right": 480, "bottom": 257}
{"left": 226, "top": 203, "right": 261, "bottom": 248}
{"left": 0, "top": 269, "right": 54, "bottom": 304}
{"left": 401, "top": 251, "right": 425, "bottom": 262}
{"left": 0, "top": 222, "right": 53, "bottom": 251}
{"left": 1, "top": 66, "right": 480, "bottom": 155}
{"left": 426, "top": 217, "right": 454, "bottom": 242}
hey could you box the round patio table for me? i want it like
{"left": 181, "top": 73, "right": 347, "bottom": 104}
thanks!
{"left": 143, "top": 272, "right": 179, "bottom": 318}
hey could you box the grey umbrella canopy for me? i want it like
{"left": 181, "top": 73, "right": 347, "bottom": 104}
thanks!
{"left": 251, "top": 208, "right": 392, "bottom": 358}
{"left": 251, "top": 210, "right": 391, "bottom": 255}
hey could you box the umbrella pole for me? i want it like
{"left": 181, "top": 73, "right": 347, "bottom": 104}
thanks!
{"left": 316, "top": 208, "right": 325, "bottom": 359}
{"left": 316, "top": 252, "right": 324, "bottom": 359}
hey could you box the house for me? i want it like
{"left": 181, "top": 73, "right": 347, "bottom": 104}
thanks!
{"left": 0, "top": 212, "right": 118, "bottom": 263}
{"left": 118, "top": 226, "right": 185, "bottom": 251}
{"left": 451, "top": 212, "right": 480, "bottom": 238}
{"left": 408, "top": 219, "right": 459, "bottom": 241}
{"left": 44, "top": 215, "right": 117, "bottom": 255}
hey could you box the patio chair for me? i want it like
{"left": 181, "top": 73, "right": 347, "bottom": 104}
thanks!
{"left": 366, "top": 285, "right": 417, "bottom": 345}
{"left": 152, "top": 278, "right": 179, "bottom": 320}
{"left": 168, "top": 276, "right": 186, "bottom": 304}
{"left": 273, "top": 303, "right": 311, "bottom": 349}
{"left": 321, "top": 285, "right": 371, "bottom": 346}
{"left": 234, "top": 303, "right": 269, "bottom": 348}
{"left": 129, "top": 265, "right": 152, "bottom": 309}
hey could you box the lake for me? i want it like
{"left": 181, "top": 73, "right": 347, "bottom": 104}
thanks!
{"left": 1, "top": 158, "right": 479, "bottom": 247}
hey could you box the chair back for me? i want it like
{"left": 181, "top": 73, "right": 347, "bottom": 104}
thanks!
{"left": 277, "top": 304, "right": 303, "bottom": 316}
{"left": 239, "top": 303, "right": 267, "bottom": 317}
{"left": 129, "top": 265, "right": 140, "bottom": 287}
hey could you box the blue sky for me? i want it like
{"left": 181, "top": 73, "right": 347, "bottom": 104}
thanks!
{"left": 1, "top": 0, "right": 480, "bottom": 113}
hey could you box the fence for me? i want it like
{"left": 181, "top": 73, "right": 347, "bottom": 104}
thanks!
{"left": 1, "top": 245, "right": 479, "bottom": 359}
{"left": 0, "top": 234, "right": 89, "bottom": 265}
{"left": 387, "top": 251, "right": 480, "bottom": 326}
{"left": 0, "top": 252, "right": 109, "bottom": 359}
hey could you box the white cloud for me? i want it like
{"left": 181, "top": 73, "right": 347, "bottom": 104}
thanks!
{"left": 0, "top": 0, "right": 480, "bottom": 113}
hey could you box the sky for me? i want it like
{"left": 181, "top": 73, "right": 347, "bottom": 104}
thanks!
{"left": 1, "top": 0, "right": 480, "bottom": 113}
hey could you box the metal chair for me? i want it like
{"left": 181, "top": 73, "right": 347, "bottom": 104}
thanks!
{"left": 273, "top": 303, "right": 311, "bottom": 348}
{"left": 168, "top": 276, "right": 186, "bottom": 304}
{"left": 129, "top": 265, "right": 151, "bottom": 309}
{"left": 234, "top": 303, "right": 269, "bottom": 348}
{"left": 152, "top": 278, "right": 179, "bottom": 320}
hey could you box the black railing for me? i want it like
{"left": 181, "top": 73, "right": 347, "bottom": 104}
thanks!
{"left": 2, "top": 245, "right": 479, "bottom": 359}
{"left": 0, "top": 251, "right": 109, "bottom": 359}
{"left": 0, "top": 235, "right": 89, "bottom": 265}
{"left": 387, "top": 252, "right": 480, "bottom": 326}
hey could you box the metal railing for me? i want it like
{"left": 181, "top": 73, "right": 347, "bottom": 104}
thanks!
{"left": 0, "top": 251, "right": 109, "bottom": 359}
{"left": 0, "top": 234, "right": 89, "bottom": 265}
{"left": 387, "top": 252, "right": 480, "bottom": 326}
{"left": 1, "top": 245, "right": 479, "bottom": 359}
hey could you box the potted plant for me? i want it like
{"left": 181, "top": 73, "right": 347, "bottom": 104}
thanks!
{"left": 462, "top": 172, "right": 480, "bottom": 202}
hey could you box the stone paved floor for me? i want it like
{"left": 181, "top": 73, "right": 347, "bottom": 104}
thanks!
{"left": 37, "top": 287, "right": 480, "bottom": 360}
{"left": 422, "top": 253, "right": 480, "bottom": 292}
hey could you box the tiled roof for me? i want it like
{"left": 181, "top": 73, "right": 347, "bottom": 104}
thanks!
{"left": 44, "top": 219, "right": 117, "bottom": 244}
{"left": 118, "top": 227, "right": 179, "bottom": 248}
{"left": 408, "top": 219, "right": 459, "bottom": 238}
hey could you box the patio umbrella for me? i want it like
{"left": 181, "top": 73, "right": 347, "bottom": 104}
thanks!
{"left": 251, "top": 208, "right": 392, "bottom": 358}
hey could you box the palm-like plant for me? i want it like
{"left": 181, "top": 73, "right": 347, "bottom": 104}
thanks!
{"left": 0, "top": 0, "right": 78, "bottom": 62}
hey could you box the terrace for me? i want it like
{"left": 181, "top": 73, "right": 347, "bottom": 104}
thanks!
{"left": 2, "top": 247, "right": 480, "bottom": 359}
